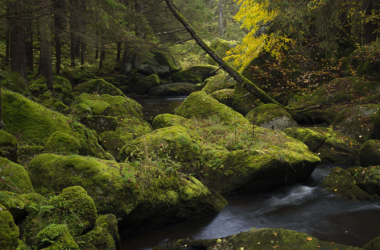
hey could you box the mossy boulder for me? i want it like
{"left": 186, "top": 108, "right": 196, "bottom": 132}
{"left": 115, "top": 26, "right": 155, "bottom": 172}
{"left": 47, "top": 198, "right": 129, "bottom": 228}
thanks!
{"left": 29, "top": 76, "right": 72, "bottom": 95}
{"left": 207, "top": 38, "right": 237, "bottom": 65}
{"left": 18, "top": 146, "right": 44, "bottom": 166}
{"left": 81, "top": 116, "right": 118, "bottom": 134}
{"left": 35, "top": 224, "right": 79, "bottom": 250}
{"left": 171, "top": 65, "right": 219, "bottom": 84}
{"left": 232, "top": 82, "right": 261, "bottom": 115}
{"left": 348, "top": 166, "right": 380, "bottom": 197}
{"left": 152, "top": 114, "right": 189, "bottom": 130}
{"left": 1, "top": 72, "right": 30, "bottom": 96}
{"left": 162, "top": 228, "right": 359, "bottom": 250}
{"left": 360, "top": 139, "right": 380, "bottom": 167}
{"left": 134, "top": 50, "right": 181, "bottom": 77}
{"left": 44, "top": 132, "right": 80, "bottom": 155}
{"left": 209, "top": 89, "right": 234, "bottom": 108}
{"left": 73, "top": 78, "right": 125, "bottom": 97}
{"left": 41, "top": 99, "right": 70, "bottom": 114}
{"left": 115, "top": 117, "right": 153, "bottom": 142}
{"left": 27, "top": 154, "right": 227, "bottom": 234}
{"left": 364, "top": 235, "right": 380, "bottom": 250}
{"left": 0, "top": 204, "right": 20, "bottom": 250}
{"left": 246, "top": 104, "right": 298, "bottom": 131}
{"left": 98, "top": 131, "right": 126, "bottom": 161}
{"left": 148, "top": 82, "right": 196, "bottom": 96}
{"left": 0, "top": 157, "right": 34, "bottom": 193}
{"left": 283, "top": 127, "right": 326, "bottom": 152}
{"left": 75, "top": 214, "right": 120, "bottom": 250}
{"left": 202, "top": 73, "right": 236, "bottom": 94}
{"left": 175, "top": 91, "right": 249, "bottom": 126}
{"left": 1, "top": 90, "right": 109, "bottom": 159}
{"left": 135, "top": 74, "right": 160, "bottom": 95}
{"left": 0, "top": 130, "right": 18, "bottom": 163}
{"left": 322, "top": 167, "right": 372, "bottom": 200}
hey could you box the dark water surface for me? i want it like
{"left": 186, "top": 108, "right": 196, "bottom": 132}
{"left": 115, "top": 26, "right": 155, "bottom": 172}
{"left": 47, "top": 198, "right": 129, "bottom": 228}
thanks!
{"left": 122, "top": 165, "right": 380, "bottom": 249}
{"left": 134, "top": 96, "right": 188, "bottom": 118}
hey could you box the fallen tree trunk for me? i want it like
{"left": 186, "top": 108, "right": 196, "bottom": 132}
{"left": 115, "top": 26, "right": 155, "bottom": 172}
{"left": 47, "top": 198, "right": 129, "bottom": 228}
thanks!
{"left": 164, "top": 0, "right": 282, "bottom": 107}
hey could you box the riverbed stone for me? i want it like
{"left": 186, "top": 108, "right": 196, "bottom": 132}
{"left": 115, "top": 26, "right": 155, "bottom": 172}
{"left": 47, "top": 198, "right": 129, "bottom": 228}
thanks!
{"left": 148, "top": 82, "right": 195, "bottom": 96}
{"left": 246, "top": 104, "right": 298, "bottom": 131}
{"left": 359, "top": 139, "right": 380, "bottom": 167}
{"left": 171, "top": 65, "right": 219, "bottom": 83}
{"left": 283, "top": 127, "right": 326, "bottom": 152}
{"left": 0, "top": 130, "right": 18, "bottom": 163}
{"left": 135, "top": 74, "right": 160, "bottom": 95}
{"left": 202, "top": 73, "right": 236, "bottom": 94}
{"left": 73, "top": 78, "right": 125, "bottom": 97}
{"left": 210, "top": 89, "right": 234, "bottom": 108}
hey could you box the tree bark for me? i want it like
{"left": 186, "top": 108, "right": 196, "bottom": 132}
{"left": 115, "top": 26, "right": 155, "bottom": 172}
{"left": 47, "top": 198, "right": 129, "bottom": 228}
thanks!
{"left": 219, "top": 0, "right": 224, "bottom": 37}
{"left": 25, "top": 19, "right": 34, "bottom": 72}
{"left": 5, "top": 2, "right": 10, "bottom": 65}
{"left": 116, "top": 42, "right": 122, "bottom": 62}
{"left": 70, "top": 0, "right": 76, "bottom": 67}
{"left": 364, "top": 0, "right": 373, "bottom": 44}
{"left": 54, "top": 0, "right": 65, "bottom": 75}
{"left": 38, "top": 0, "right": 53, "bottom": 91}
{"left": 164, "top": 0, "right": 281, "bottom": 106}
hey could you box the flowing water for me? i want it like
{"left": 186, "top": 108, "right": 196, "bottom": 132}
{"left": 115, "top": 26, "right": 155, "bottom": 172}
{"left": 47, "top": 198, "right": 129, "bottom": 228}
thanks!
{"left": 122, "top": 165, "right": 380, "bottom": 249}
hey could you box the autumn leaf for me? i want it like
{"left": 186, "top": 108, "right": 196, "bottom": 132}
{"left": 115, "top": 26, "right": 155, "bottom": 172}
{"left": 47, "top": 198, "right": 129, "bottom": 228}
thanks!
{"left": 307, "top": 237, "right": 313, "bottom": 241}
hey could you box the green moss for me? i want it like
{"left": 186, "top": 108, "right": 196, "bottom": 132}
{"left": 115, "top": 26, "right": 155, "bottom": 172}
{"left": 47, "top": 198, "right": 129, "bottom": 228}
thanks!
{"left": 202, "top": 73, "right": 236, "bottom": 94}
{"left": 135, "top": 50, "right": 181, "bottom": 77}
{"left": 16, "top": 239, "right": 30, "bottom": 250}
{"left": 0, "top": 130, "right": 18, "bottom": 163}
{"left": 115, "top": 117, "right": 153, "bottom": 142}
{"left": 73, "top": 78, "right": 125, "bottom": 97}
{"left": 209, "top": 89, "right": 234, "bottom": 107}
{"left": 0, "top": 157, "right": 34, "bottom": 193}
{"left": 44, "top": 132, "right": 80, "bottom": 155}
{"left": 360, "top": 139, "right": 380, "bottom": 167}
{"left": 232, "top": 82, "right": 261, "bottom": 115}
{"left": 81, "top": 115, "right": 118, "bottom": 134}
{"left": 18, "top": 146, "right": 44, "bottom": 166}
{"left": 152, "top": 114, "right": 189, "bottom": 130}
{"left": 1, "top": 72, "right": 30, "bottom": 96}
{"left": 0, "top": 204, "right": 20, "bottom": 250}
{"left": 29, "top": 76, "right": 72, "bottom": 95}
{"left": 171, "top": 65, "right": 219, "bottom": 83}
{"left": 148, "top": 82, "right": 196, "bottom": 96}
{"left": 35, "top": 224, "right": 79, "bottom": 250}
{"left": 98, "top": 131, "right": 126, "bottom": 161}
{"left": 135, "top": 74, "right": 160, "bottom": 95}
{"left": 283, "top": 127, "right": 326, "bottom": 152}
{"left": 348, "top": 166, "right": 380, "bottom": 196}
{"left": 322, "top": 167, "right": 372, "bottom": 200}
{"left": 346, "top": 42, "right": 380, "bottom": 80}
{"left": 41, "top": 99, "right": 70, "bottom": 114}
{"left": 246, "top": 104, "right": 298, "bottom": 131}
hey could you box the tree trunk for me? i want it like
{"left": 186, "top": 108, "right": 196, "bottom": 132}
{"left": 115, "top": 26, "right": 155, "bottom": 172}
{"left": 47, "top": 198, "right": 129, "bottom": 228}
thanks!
{"left": 9, "top": 0, "right": 28, "bottom": 82}
{"left": 5, "top": 3, "right": 10, "bottom": 65}
{"left": 39, "top": 0, "right": 53, "bottom": 91}
{"left": 219, "top": 0, "right": 224, "bottom": 37}
{"left": 25, "top": 21, "right": 34, "bottom": 72}
{"left": 116, "top": 42, "right": 122, "bottom": 62}
{"left": 81, "top": 42, "right": 86, "bottom": 66}
{"left": 0, "top": 75, "right": 4, "bottom": 130}
{"left": 164, "top": 0, "right": 280, "bottom": 106}
{"left": 99, "top": 46, "right": 105, "bottom": 72}
{"left": 54, "top": 0, "right": 64, "bottom": 75}
{"left": 364, "top": 0, "right": 375, "bottom": 44}
{"left": 70, "top": 0, "right": 76, "bottom": 67}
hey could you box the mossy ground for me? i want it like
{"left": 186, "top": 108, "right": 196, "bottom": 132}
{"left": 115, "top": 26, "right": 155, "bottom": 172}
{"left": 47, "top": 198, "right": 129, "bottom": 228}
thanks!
{"left": 73, "top": 78, "right": 125, "bottom": 97}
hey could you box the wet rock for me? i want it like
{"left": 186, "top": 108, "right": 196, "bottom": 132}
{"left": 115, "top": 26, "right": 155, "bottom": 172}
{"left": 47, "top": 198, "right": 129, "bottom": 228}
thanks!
{"left": 135, "top": 74, "right": 160, "bottom": 95}
{"left": 148, "top": 83, "right": 195, "bottom": 96}
{"left": 360, "top": 139, "right": 380, "bottom": 167}
{"left": 81, "top": 115, "right": 118, "bottom": 134}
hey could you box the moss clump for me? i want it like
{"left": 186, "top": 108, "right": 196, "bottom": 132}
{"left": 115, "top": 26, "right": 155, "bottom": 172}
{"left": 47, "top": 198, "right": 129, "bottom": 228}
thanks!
{"left": 0, "top": 130, "right": 18, "bottom": 163}
{"left": 232, "top": 82, "right": 261, "bottom": 115}
{"left": 135, "top": 74, "right": 160, "bottom": 95}
{"left": 98, "top": 131, "right": 126, "bottom": 161}
{"left": 0, "top": 204, "right": 20, "bottom": 250}
{"left": 75, "top": 214, "right": 120, "bottom": 250}
{"left": 360, "top": 139, "right": 380, "bottom": 167}
{"left": 246, "top": 104, "right": 298, "bottom": 131}
{"left": 115, "top": 117, "right": 153, "bottom": 142}
{"left": 209, "top": 89, "right": 234, "bottom": 108}
{"left": 322, "top": 167, "right": 372, "bottom": 200}
{"left": 1, "top": 72, "right": 30, "bottom": 96}
{"left": 202, "top": 73, "right": 236, "bottom": 94}
{"left": 175, "top": 91, "right": 249, "bottom": 126}
{"left": 152, "top": 114, "right": 189, "bottom": 130}
{"left": 348, "top": 166, "right": 380, "bottom": 197}
{"left": 283, "top": 127, "right": 326, "bottom": 152}
{"left": 148, "top": 82, "right": 195, "bottom": 96}
{"left": 135, "top": 50, "right": 181, "bottom": 77}
{"left": 44, "top": 132, "right": 80, "bottom": 155}
{"left": 35, "top": 224, "right": 79, "bottom": 250}
{"left": 73, "top": 78, "right": 125, "bottom": 97}
{"left": 29, "top": 76, "right": 72, "bottom": 95}
{"left": 168, "top": 228, "right": 359, "bottom": 250}
{"left": 41, "top": 99, "right": 70, "bottom": 114}
{"left": 0, "top": 157, "right": 34, "bottom": 193}
{"left": 81, "top": 115, "right": 118, "bottom": 134}
{"left": 171, "top": 65, "right": 219, "bottom": 83}
{"left": 18, "top": 146, "right": 44, "bottom": 166}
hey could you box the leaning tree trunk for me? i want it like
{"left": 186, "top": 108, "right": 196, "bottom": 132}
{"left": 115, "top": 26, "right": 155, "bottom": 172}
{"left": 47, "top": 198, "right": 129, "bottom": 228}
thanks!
{"left": 39, "top": 0, "right": 53, "bottom": 91}
{"left": 164, "top": 0, "right": 281, "bottom": 107}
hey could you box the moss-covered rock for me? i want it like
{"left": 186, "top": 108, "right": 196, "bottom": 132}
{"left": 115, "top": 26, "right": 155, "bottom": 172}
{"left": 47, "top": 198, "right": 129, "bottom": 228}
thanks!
{"left": 98, "top": 131, "right": 126, "bottom": 161}
{"left": 0, "top": 204, "right": 20, "bottom": 250}
{"left": 1, "top": 90, "right": 109, "bottom": 159}
{"left": 171, "top": 65, "right": 219, "bottom": 84}
{"left": 0, "top": 130, "right": 18, "bottom": 163}
{"left": 115, "top": 117, "right": 153, "bottom": 142}
{"left": 175, "top": 91, "right": 249, "bottom": 126}
{"left": 27, "top": 154, "right": 227, "bottom": 234}
{"left": 41, "top": 99, "right": 70, "bottom": 114}
{"left": 207, "top": 38, "right": 237, "bottom": 65}
{"left": 35, "top": 224, "right": 79, "bottom": 250}
{"left": 148, "top": 82, "right": 196, "bottom": 96}
{"left": 135, "top": 74, "right": 160, "bottom": 95}
{"left": 364, "top": 235, "right": 380, "bottom": 250}
{"left": 348, "top": 166, "right": 380, "bottom": 197}
{"left": 81, "top": 116, "right": 118, "bottom": 134}
{"left": 360, "top": 139, "right": 380, "bottom": 167}
{"left": 1, "top": 72, "right": 30, "bottom": 96}
{"left": 29, "top": 76, "right": 72, "bottom": 95}
{"left": 75, "top": 214, "right": 120, "bottom": 250}
{"left": 18, "top": 146, "right": 44, "bottom": 166}
{"left": 0, "top": 157, "right": 34, "bottom": 193}
{"left": 246, "top": 104, "right": 298, "bottom": 131}
{"left": 283, "top": 127, "right": 326, "bottom": 152}
{"left": 73, "top": 78, "right": 125, "bottom": 97}
{"left": 44, "top": 132, "right": 80, "bottom": 155}
{"left": 209, "top": 89, "right": 234, "bottom": 108}
{"left": 152, "top": 114, "right": 189, "bottom": 130}
{"left": 134, "top": 50, "right": 181, "bottom": 77}
{"left": 162, "top": 228, "right": 359, "bottom": 250}
{"left": 232, "top": 82, "right": 261, "bottom": 115}
{"left": 202, "top": 73, "right": 236, "bottom": 94}
{"left": 322, "top": 167, "right": 372, "bottom": 200}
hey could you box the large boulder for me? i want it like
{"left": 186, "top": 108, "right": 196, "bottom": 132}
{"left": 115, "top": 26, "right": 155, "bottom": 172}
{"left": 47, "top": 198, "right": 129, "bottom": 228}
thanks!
{"left": 134, "top": 50, "right": 181, "bottom": 77}
{"left": 209, "top": 89, "right": 234, "bottom": 108}
{"left": 202, "top": 73, "right": 236, "bottom": 94}
{"left": 27, "top": 154, "right": 227, "bottom": 234}
{"left": 73, "top": 78, "right": 125, "bottom": 97}
{"left": 1, "top": 90, "right": 110, "bottom": 159}
{"left": 171, "top": 65, "right": 219, "bottom": 84}
{"left": 232, "top": 82, "right": 261, "bottom": 115}
{"left": 148, "top": 82, "right": 195, "bottom": 96}
{"left": 0, "top": 157, "right": 34, "bottom": 193}
{"left": 360, "top": 139, "right": 380, "bottom": 167}
{"left": 44, "top": 131, "right": 80, "bottom": 155}
{"left": 245, "top": 104, "right": 298, "bottom": 131}
{"left": 0, "top": 204, "right": 20, "bottom": 250}
{"left": 135, "top": 74, "right": 160, "bottom": 95}
{"left": 35, "top": 224, "right": 79, "bottom": 250}
{"left": 283, "top": 127, "right": 326, "bottom": 152}
{"left": 1, "top": 72, "right": 30, "bottom": 96}
{"left": 81, "top": 115, "right": 118, "bottom": 134}
{"left": 0, "top": 130, "right": 18, "bottom": 163}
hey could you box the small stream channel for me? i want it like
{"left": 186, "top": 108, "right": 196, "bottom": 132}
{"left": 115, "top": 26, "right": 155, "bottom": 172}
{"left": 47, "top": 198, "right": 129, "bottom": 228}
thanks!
{"left": 123, "top": 97, "right": 380, "bottom": 250}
